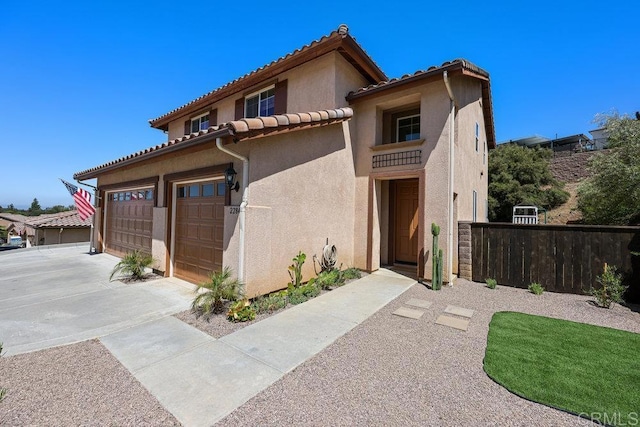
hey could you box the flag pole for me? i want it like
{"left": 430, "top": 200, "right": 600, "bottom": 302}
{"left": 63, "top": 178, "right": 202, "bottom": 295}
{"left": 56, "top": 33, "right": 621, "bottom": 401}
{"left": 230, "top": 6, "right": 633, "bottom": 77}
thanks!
{"left": 60, "top": 178, "right": 98, "bottom": 254}
{"left": 76, "top": 180, "right": 97, "bottom": 254}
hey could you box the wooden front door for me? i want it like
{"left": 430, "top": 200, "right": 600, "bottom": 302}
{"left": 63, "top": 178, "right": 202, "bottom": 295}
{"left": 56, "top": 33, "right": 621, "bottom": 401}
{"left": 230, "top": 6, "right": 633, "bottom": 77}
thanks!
{"left": 174, "top": 180, "right": 226, "bottom": 284}
{"left": 393, "top": 179, "right": 419, "bottom": 264}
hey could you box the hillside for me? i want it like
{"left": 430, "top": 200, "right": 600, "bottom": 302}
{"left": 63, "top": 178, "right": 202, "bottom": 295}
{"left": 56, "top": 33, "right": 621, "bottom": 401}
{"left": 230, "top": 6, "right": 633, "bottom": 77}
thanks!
{"left": 544, "top": 151, "right": 606, "bottom": 224}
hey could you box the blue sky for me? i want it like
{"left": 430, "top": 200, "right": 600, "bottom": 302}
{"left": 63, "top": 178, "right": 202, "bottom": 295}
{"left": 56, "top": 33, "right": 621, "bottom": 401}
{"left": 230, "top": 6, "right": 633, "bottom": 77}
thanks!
{"left": 1, "top": 1, "right": 638, "bottom": 208}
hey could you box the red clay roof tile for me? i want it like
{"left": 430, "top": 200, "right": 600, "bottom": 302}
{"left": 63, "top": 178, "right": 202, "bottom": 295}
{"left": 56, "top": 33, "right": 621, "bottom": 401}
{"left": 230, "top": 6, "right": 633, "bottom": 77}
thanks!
{"left": 74, "top": 107, "right": 353, "bottom": 180}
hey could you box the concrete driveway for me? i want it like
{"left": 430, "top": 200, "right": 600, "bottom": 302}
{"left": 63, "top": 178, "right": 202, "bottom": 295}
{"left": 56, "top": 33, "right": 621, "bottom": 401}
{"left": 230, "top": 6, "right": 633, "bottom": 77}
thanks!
{"left": 0, "top": 244, "right": 194, "bottom": 356}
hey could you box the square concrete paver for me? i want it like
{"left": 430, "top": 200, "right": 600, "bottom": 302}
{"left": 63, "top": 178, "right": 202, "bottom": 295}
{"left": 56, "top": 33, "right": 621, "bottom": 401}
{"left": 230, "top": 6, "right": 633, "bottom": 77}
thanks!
{"left": 435, "top": 315, "right": 469, "bottom": 331}
{"left": 404, "top": 298, "right": 432, "bottom": 309}
{"left": 392, "top": 307, "right": 425, "bottom": 319}
{"left": 444, "top": 305, "right": 475, "bottom": 318}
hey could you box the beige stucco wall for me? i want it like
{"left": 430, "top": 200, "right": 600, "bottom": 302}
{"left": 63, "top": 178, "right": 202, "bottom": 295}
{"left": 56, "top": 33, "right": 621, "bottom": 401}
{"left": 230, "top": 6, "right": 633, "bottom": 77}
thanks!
{"left": 453, "top": 76, "right": 489, "bottom": 222}
{"left": 242, "top": 122, "right": 356, "bottom": 297}
{"left": 350, "top": 75, "right": 488, "bottom": 280}
{"left": 152, "top": 207, "right": 167, "bottom": 271}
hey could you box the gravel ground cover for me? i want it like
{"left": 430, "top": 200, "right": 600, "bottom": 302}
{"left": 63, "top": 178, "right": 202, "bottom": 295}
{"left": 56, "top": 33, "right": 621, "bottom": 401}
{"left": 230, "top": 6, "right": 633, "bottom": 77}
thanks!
{"left": 0, "top": 339, "right": 179, "bottom": 426}
{"left": 217, "top": 279, "right": 640, "bottom": 427}
{"left": 2, "top": 278, "right": 637, "bottom": 426}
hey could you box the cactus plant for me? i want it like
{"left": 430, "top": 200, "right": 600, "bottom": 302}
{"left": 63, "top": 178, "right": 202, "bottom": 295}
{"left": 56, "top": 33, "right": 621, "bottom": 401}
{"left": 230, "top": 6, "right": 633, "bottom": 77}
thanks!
{"left": 431, "top": 223, "right": 443, "bottom": 290}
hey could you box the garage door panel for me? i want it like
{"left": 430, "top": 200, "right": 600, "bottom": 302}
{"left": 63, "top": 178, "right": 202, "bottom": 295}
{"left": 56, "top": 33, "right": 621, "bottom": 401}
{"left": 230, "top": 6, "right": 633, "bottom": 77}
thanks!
{"left": 200, "top": 205, "right": 214, "bottom": 219}
{"left": 214, "top": 225, "right": 224, "bottom": 242}
{"left": 106, "top": 188, "right": 154, "bottom": 258}
{"left": 215, "top": 204, "right": 225, "bottom": 220}
{"left": 174, "top": 179, "right": 225, "bottom": 284}
{"left": 198, "top": 225, "right": 214, "bottom": 241}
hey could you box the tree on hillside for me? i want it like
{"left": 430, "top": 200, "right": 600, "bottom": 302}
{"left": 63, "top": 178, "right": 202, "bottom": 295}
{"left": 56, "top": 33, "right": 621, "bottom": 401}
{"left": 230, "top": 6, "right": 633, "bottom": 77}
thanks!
{"left": 578, "top": 113, "right": 640, "bottom": 225}
{"left": 488, "top": 144, "right": 569, "bottom": 222}
{"left": 27, "top": 198, "right": 42, "bottom": 216}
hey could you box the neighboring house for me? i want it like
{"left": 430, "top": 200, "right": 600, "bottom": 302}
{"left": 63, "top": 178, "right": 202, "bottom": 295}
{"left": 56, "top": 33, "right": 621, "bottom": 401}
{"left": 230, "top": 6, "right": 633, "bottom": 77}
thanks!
{"left": 23, "top": 211, "right": 91, "bottom": 246}
{"left": 503, "top": 133, "right": 596, "bottom": 155}
{"left": 74, "top": 24, "right": 495, "bottom": 297}
{"left": 588, "top": 127, "right": 609, "bottom": 150}
{"left": 0, "top": 213, "right": 28, "bottom": 242}
{"left": 0, "top": 211, "right": 90, "bottom": 246}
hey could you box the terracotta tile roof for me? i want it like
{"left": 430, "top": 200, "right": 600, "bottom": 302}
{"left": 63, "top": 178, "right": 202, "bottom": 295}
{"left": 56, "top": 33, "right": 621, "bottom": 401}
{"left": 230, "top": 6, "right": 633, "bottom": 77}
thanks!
{"left": 346, "top": 59, "right": 495, "bottom": 148}
{"left": 148, "top": 24, "right": 385, "bottom": 130}
{"left": 347, "top": 59, "right": 488, "bottom": 98}
{"left": 24, "top": 211, "right": 91, "bottom": 228}
{"left": 74, "top": 107, "right": 353, "bottom": 180}
{"left": 0, "top": 213, "right": 28, "bottom": 223}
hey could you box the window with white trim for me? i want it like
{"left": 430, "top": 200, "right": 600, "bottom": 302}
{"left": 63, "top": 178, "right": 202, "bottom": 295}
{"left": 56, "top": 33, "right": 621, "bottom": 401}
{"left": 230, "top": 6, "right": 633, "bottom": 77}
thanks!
{"left": 475, "top": 122, "right": 480, "bottom": 152}
{"left": 483, "top": 139, "right": 487, "bottom": 164}
{"left": 245, "top": 86, "right": 275, "bottom": 118}
{"left": 191, "top": 113, "right": 210, "bottom": 133}
{"left": 397, "top": 114, "right": 421, "bottom": 142}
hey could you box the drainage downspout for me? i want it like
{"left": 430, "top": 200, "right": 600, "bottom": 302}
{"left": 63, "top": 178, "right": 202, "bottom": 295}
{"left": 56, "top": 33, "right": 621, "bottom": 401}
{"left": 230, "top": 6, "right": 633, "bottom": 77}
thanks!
{"left": 443, "top": 71, "right": 455, "bottom": 285}
{"left": 216, "top": 138, "right": 249, "bottom": 283}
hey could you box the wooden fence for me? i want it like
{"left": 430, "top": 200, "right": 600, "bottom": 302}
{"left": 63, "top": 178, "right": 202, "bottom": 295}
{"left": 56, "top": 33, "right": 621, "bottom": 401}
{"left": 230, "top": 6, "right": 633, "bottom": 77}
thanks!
{"left": 469, "top": 222, "right": 640, "bottom": 299}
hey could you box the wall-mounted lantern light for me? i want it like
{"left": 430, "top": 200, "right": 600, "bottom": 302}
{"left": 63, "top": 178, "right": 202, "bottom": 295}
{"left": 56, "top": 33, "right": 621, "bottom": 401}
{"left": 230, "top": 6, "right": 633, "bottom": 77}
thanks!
{"left": 225, "top": 166, "right": 239, "bottom": 192}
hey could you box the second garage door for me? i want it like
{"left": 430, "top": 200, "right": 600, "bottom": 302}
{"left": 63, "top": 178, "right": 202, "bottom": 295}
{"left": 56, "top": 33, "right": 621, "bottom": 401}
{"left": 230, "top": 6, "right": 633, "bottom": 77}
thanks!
{"left": 105, "top": 188, "right": 154, "bottom": 258}
{"left": 174, "top": 180, "right": 226, "bottom": 284}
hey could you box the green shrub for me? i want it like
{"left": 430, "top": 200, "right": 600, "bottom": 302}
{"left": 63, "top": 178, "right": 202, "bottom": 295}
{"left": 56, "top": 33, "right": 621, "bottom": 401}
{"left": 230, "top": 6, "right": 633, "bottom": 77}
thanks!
{"left": 341, "top": 267, "right": 362, "bottom": 281}
{"left": 528, "top": 282, "right": 544, "bottom": 295}
{"left": 227, "top": 299, "right": 256, "bottom": 322}
{"left": 251, "top": 292, "right": 287, "bottom": 314}
{"left": 589, "top": 264, "right": 627, "bottom": 308}
{"left": 315, "top": 269, "right": 342, "bottom": 290}
{"left": 486, "top": 278, "right": 497, "bottom": 289}
{"left": 288, "top": 251, "right": 306, "bottom": 288}
{"left": 109, "top": 250, "right": 154, "bottom": 281}
{"left": 288, "top": 282, "right": 320, "bottom": 305}
{"left": 315, "top": 267, "right": 362, "bottom": 290}
{"left": 191, "top": 267, "right": 243, "bottom": 320}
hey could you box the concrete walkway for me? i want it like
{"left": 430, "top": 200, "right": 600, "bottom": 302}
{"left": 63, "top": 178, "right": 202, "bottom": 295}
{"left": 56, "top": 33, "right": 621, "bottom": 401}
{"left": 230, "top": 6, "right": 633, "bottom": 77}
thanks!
{"left": 1, "top": 246, "right": 416, "bottom": 426}
{"left": 0, "top": 245, "right": 194, "bottom": 355}
{"left": 100, "top": 269, "right": 416, "bottom": 426}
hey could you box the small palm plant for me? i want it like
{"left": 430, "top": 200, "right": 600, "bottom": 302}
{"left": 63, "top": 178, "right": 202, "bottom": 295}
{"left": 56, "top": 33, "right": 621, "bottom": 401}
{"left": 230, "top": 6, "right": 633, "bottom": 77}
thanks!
{"left": 109, "top": 250, "right": 154, "bottom": 281}
{"left": 192, "top": 267, "right": 243, "bottom": 320}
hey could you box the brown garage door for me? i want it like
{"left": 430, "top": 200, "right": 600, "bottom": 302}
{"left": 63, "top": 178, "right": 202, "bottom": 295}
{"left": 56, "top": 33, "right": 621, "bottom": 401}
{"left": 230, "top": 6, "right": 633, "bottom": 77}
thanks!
{"left": 174, "top": 180, "right": 225, "bottom": 284}
{"left": 105, "top": 188, "right": 154, "bottom": 258}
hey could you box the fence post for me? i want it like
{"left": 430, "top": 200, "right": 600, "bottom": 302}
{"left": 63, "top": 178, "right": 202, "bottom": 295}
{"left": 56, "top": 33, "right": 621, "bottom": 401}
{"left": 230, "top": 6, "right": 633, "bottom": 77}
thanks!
{"left": 458, "top": 221, "right": 473, "bottom": 280}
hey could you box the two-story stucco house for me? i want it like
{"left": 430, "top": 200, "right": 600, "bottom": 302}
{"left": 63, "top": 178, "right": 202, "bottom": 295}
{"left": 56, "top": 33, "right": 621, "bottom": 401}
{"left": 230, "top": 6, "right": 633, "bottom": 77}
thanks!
{"left": 74, "top": 24, "right": 495, "bottom": 297}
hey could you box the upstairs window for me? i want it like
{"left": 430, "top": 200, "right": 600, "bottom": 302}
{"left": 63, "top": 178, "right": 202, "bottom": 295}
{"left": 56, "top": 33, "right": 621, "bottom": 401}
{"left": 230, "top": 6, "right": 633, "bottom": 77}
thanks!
{"left": 235, "top": 80, "right": 287, "bottom": 120}
{"left": 382, "top": 104, "right": 421, "bottom": 144}
{"left": 475, "top": 122, "right": 480, "bottom": 152}
{"left": 397, "top": 114, "right": 421, "bottom": 142}
{"left": 185, "top": 109, "right": 217, "bottom": 136}
{"left": 245, "top": 86, "right": 275, "bottom": 118}
{"left": 191, "top": 113, "right": 210, "bottom": 133}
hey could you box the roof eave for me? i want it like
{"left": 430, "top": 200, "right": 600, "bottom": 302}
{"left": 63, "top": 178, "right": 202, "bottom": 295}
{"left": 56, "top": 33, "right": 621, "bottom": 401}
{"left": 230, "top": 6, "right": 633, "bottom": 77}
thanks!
{"left": 74, "top": 127, "right": 234, "bottom": 180}
{"left": 149, "top": 32, "right": 383, "bottom": 131}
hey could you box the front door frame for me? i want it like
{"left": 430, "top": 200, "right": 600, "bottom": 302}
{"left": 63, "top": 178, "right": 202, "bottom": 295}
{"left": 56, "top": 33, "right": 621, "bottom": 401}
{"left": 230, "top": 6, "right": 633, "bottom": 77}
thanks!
{"left": 389, "top": 178, "right": 420, "bottom": 265}
{"left": 367, "top": 169, "right": 426, "bottom": 278}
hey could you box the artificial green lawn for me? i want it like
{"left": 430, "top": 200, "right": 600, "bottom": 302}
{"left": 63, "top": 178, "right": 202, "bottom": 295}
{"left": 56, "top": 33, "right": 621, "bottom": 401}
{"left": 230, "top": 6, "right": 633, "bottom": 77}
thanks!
{"left": 484, "top": 312, "right": 640, "bottom": 425}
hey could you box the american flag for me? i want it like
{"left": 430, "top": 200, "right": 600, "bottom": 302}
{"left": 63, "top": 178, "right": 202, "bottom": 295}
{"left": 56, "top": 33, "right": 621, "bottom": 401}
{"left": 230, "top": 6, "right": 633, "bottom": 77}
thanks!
{"left": 61, "top": 179, "right": 96, "bottom": 221}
